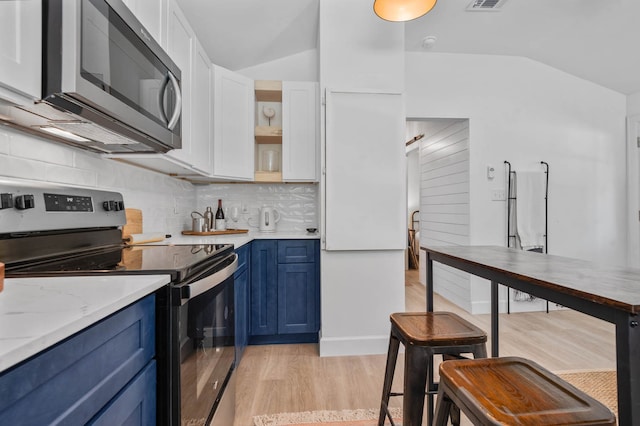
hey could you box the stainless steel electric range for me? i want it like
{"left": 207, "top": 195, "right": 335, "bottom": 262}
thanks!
{"left": 0, "top": 180, "right": 237, "bottom": 425}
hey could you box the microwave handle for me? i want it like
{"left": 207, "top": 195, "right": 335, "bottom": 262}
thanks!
{"left": 181, "top": 254, "right": 238, "bottom": 303}
{"left": 166, "top": 71, "right": 182, "bottom": 131}
{"left": 159, "top": 71, "right": 183, "bottom": 130}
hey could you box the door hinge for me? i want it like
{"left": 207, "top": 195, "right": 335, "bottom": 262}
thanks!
{"left": 637, "top": 136, "right": 640, "bottom": 148}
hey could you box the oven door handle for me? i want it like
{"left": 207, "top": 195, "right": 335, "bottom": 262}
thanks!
{"left": 181, "top": 253, "right": 238, "bottom": 302}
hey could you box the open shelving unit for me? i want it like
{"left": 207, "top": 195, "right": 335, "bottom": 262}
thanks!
{"left": 255, "top": 80, "right": 283, "bottom": 182}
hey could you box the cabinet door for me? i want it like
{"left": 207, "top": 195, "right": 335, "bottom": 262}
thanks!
{"left": 234, "top": 249, "right": 250, "bottom": 365}
{"left": 188, "top": 39, "right": 213, "bottom": 174}
{"left": 165, "top": 0, "right": 193, "bottom": 166}
{"left": 325, "top": 90, "right": 406, "bottom": 250}
{"left": 250, "top": 240, "right": 278, "bottom": 336}
{"left": 212, "top": 65, "right": 255, "bottom": 180}
{"left": 282, "top": 81, "right": 318, "bottom": 182}
{"left": 0, "top": 0, "right": 41, "bottom": 100}
{"left": 122, "top": 0, "right": 165, "bottom": 45}
{"left": 277, "top": 263, "right": 319, "bottom": 334}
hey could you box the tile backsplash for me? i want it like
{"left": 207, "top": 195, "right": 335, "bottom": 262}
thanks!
{"left": 0, "top": 126, "right": 318, "bottom": 234}
{"left": 196, "top": 183, "right": 319, "bottom": 232}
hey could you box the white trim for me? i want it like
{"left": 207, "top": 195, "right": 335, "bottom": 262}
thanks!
{"left": 319, "top": 335, "right": 389, "bottom": 357}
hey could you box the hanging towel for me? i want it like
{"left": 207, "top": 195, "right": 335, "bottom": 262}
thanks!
{"left": 516, "top": 171, "right": 546, "bottom": 251}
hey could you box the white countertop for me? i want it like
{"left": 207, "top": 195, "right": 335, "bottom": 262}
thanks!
{"left": 158, "top": 230, "right": 319, "bottom": 247}
{"left": 0, "top": 274, "right": 170, "bottom": 373}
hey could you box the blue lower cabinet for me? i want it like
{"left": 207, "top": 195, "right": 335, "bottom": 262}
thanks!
{"left": 0, "top": 295, "right": 156, "bottom": 425}
{"left": 89, "top": 361, "right": 157, "bottom": 425}
{"left": 250, "top": 239, "right": 320, "bottom": 345}
{"left": 234, "top": 244, "right": 251, "bottom": 365}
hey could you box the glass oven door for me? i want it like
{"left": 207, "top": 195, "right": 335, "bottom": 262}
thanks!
{"left": 177, "top": 254, "right": 237, "bottom": 425}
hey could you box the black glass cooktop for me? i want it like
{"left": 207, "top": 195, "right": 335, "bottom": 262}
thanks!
{"left": 6, "top": 243, "right": 233, "bottom": 282}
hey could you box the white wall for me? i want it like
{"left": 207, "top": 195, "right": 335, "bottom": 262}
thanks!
{"left": 237, "top": 49, "right": 318, "bottom": 82}
{"left": 318, "top": 0, "right": 405, "bottom": 356}
{"left": 0, "top": 127, "right": 195, "bottom": 233}
{"left": 406, "top": 52, "right": 627, "bottom": 314}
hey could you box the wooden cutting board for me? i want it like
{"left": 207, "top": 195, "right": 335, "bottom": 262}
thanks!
{"left": 122, "top": 208, "right": 143, "bottom": 236}
{"left": 181, "top": 229, "right": 249, "bottom": 236}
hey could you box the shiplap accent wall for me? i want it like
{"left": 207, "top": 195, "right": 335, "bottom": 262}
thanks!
{"left": 419, "top": 119, "right": 471, "bottom": 310}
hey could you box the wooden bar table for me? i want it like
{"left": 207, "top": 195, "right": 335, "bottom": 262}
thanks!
{"left": 423, "top": 245, "right": 640, "bottom": 426}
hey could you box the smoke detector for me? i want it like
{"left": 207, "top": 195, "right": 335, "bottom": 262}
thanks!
{"left": 421, "top": 36, "right": 437, "bottom": 49}
{"left": 466, "top": 0, "right": 508, "bottom": 11}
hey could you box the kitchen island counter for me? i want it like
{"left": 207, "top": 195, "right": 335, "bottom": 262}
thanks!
{"left": 0, "top": 274, "right": 170, "bottom": 373}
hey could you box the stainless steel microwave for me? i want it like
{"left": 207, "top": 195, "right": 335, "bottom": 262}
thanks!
{"left": 4, "top": 0, "right": 182, "bottom": 154}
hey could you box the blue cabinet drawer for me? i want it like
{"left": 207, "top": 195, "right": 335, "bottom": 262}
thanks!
{"left": 277, "top": 240, "right": 317, "bottom": 263}
{"left": 0, "top": 295, "right": 155, "bottom": 425}
{"left": 89, "top": 361, "right": 157, "bottom": 426}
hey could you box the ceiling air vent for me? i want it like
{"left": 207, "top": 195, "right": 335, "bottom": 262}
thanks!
{"left": 466, "top": 0, "right": 508, "bottom": 11}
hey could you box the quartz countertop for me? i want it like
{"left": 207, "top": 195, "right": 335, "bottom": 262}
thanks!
{"left": 0, "top": 274, "right": 170, "bottom": 373}
{"left": 157, "top": 230, "right": 319, "bottom": 247}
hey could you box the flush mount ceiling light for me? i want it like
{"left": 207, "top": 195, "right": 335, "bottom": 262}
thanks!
{"left": 374, "top": 0, "right": 437, "bottom": 22}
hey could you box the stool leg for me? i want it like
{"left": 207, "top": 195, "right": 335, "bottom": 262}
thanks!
{"left": 403, "top": 345, "right": 430, "bottom": 426}
{"left": 433, "top": 384, "right": 453, "bottom": 426}
{"left": 472, "top": 342, "right": 487, "bottom": 359}
{"left": 378, "top": 332, "right": 400, "bottom": 426}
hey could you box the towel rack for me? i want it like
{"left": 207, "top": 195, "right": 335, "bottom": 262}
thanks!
{"left": 503, "top": 160, "right": 549, "bottom": 313}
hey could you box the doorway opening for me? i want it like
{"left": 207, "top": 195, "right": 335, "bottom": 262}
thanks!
{"left": 405, "top": 117, "right": 470, "bottom": 311}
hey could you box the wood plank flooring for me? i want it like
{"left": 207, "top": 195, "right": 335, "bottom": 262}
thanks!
{"left": 233, "top": 269, "right": 616, "bottom": 425}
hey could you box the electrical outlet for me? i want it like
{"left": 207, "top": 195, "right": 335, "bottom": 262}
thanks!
{"left": 491, "top": 189, "right": 506, "bottom": 201}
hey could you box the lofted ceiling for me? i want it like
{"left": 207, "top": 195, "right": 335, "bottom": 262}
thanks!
{"left": 177, "top": 0, "right": 640, "bottom": 95}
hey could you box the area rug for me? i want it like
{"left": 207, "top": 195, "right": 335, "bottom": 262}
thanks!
{"left": 557, "top": 369, "right": 618, "bottom": 419}
{"left": 253, "top": 370, "right": 616, "bottom": 425}
{"left": 253, "top": 408, "right": 401, "bottom": 426}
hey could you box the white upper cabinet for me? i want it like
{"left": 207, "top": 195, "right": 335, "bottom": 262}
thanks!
{"left": 122, "top": 0, "right": 165, "bottom": 46}
{"left": 282, "top": 81, "right": 318, "bottom": 182}
{"left": 0, "top": 0, "right": 41, "bottom": 102}
{"left": 163, "top": 0, "right": 212, "bottom": 175}
{"left": 211, "top": 65, "right": 255, "bottom": 180}
{"left": 164, "top": 0, "right": 194, "bottom": 168}
{"left": 189, "top": 39, "right": 213, "bottom": 175}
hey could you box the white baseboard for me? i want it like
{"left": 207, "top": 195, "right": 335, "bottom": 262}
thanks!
{"left": 319, "top": 334, "right": 389, "bottom": 357}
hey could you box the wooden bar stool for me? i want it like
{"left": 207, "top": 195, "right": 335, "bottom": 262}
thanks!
{"left": 434, "top": 356, "right": 616, "bottom": 425}
{"left": 377, "top": 312, "right": 487, "bottom": 426}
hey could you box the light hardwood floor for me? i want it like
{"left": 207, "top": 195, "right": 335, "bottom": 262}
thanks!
{"left": 233, "top": 269, "right": 616, "bottom": 425}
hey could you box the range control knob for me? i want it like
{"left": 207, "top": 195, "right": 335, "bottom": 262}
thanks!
{"left": 0, "top": 193, "right": 13, "bottom": 210}
{"left": 14, "top": 194, "right": 35, "bottom": 210}
{"left": 103, "top": 200, "right": 124, "bottom": 211}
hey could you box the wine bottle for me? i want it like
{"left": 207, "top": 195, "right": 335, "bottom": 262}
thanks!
{"left": 215, "top": 199, "right": 226, "bottom": 230}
